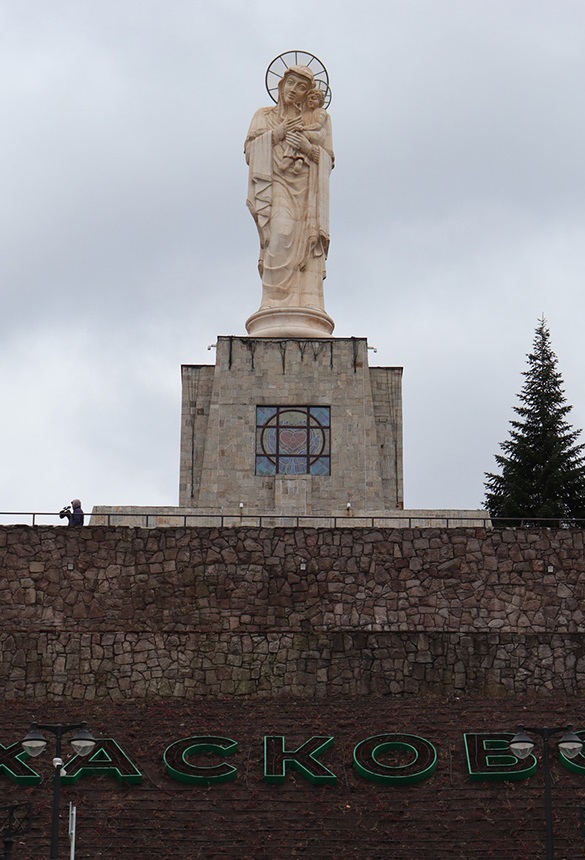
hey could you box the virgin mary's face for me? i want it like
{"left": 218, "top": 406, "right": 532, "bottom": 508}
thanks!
{"left": 281, "top": 73, "right": 311, "bottom": 106}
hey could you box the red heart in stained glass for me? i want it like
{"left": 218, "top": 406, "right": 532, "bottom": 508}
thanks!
{"left": 279, "top": 429, "right": 307, "bottom": 455}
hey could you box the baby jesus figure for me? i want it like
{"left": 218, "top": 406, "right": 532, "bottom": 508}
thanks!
{"left": 283, "top": 88, "right": 328, "bottom": 173}
{"left": 302, "top": 88, "right": 328, "bottom": 146}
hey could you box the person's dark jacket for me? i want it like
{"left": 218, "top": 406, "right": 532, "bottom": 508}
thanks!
{"left": 69, "top": 505, "right": 84, "bottom": 526}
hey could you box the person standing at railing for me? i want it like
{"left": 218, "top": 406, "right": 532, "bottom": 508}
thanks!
{"left": 59, "top": 499, "right": 84, "bottom": 526}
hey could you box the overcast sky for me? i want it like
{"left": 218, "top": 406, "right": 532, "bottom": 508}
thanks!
{"left": 1, "top": 0, "right": 584, "bottom": 520}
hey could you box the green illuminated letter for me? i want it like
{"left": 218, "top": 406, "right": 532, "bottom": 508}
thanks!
{"left": 264, "top": 736, "right": 337, "bottom": 785}
{"left": 62, "top": 738, "right": 142, "bottom": 785}
{"left": 353, "top": 734, "right": 437, "bottom": 785}
{"left": 559, "top": 729, "right": 585, "bottom": 775}
{"left": 0, "top": 742, "right": 41, "bottom": 785}
{"left": 164, "top": 736, "right": 238, "bottom": 785}
{"left": 464, "top": 733, "right": 537, "bottom": 781}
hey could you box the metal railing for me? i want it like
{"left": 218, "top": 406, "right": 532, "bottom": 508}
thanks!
{"left": 0, "top": 510, "right": 492, "bottom": 527}
{"left": 0, "top": 511, "right": 68, "bottom": 526}
{"left": 3, "top": 510, "right": 584, "bottom": 529}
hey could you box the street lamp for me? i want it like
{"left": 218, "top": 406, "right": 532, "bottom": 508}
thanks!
{"left": 509, "top": 724, "right": 584, "bottom": 860}
{"left": 0, "top": 802, "right": 31, "bottom": 860}
{"left": 21, "top": 722, "right": 96, "bottom": 860}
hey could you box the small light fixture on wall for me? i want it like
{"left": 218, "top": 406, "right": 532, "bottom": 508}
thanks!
{"left": 346, "top": 501, "right": 353, "bottom": 518}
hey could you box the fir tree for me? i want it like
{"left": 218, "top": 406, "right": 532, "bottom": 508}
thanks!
{"left": 484, "top": 317, "right": 585, "bottom": 524}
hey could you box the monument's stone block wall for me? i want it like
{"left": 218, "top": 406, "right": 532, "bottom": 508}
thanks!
{"left": 179, "top": 337, "right": 404, "bottom": 513}
{"left": 1, "top": 525, "right": 585, "bottom": 701}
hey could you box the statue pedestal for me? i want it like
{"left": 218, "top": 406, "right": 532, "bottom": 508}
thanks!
{"left": 178, "top": 337, "right": 404, "bottom": 515}
{"left": 245, "top": 306, "right": 335, "bottom": 338}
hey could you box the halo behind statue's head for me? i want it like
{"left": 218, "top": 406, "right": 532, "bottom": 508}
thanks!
{"left": 265, "top": 50, "right": 331, "bottom": 109}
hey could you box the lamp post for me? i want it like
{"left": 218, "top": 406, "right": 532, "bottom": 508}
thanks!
{"left": 509, "top": 724, "right": 584, "bottom": 860}
{"left": 21, "top": 722, "right": 96, "bottom": 860}
{"left": 0, "top": 802, "right": 32, "bottom": 860}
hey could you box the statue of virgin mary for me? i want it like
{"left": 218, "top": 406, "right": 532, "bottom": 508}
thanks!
{"left": 244, "top": 64, "right": 335, "bottom": 337}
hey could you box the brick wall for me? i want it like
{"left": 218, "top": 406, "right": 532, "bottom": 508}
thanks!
{"left": 3, "top": 695, "right": 585, "bottom": 860}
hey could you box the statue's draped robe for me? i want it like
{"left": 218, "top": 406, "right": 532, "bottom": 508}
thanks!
{"left": 245, "top": 106, "right": 334, "bottom": 310}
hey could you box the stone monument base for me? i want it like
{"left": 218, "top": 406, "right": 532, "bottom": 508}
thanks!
{"left": 90, "top": 506, "right": 491, "bottom": 529}
{"left": 178, "top": 337, "right": 403, "bottom": 514}
{"left": 245, "top": 306, "right": 335, "bottom": 338}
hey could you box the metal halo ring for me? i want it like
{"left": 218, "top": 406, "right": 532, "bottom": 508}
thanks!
{"left": 265, "top": 50, "right": 331, "bottom": 108}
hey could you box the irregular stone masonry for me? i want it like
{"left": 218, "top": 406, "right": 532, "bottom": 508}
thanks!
{"left": 1, "top": 525, "right": 584, "bottom": 700}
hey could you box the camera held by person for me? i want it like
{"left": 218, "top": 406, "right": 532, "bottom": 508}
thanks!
{"left": 59, "top": 499, "right": 84, "bottom": 526}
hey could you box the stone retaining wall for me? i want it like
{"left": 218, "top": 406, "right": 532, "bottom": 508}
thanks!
{"left": 1, "top": 525, "right": 584, "bottom": 699}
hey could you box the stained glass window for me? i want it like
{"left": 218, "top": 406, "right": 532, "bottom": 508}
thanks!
{"left": 256, "top": 406, "right": 331, "bottom": 476}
